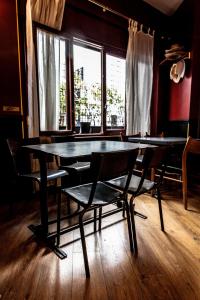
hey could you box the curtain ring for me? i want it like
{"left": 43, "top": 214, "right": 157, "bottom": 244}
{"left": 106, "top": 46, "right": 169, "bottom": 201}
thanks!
{"left": 133, "top": 21, "right": 138, "bottom": 30}
{"left": 128, "top": 18, "right": 131, "bottom": 28}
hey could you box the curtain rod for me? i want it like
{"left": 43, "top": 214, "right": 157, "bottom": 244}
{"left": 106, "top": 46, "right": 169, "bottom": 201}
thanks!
{"left": 88, "top": 0, "right": 154, "bottom": 34}
{"left": 88, "top": 0, "right": 130, "bottom": 21}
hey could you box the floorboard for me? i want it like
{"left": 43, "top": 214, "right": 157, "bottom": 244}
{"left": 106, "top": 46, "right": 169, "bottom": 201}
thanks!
{"left": 0, "top": 182, "right": 200, "bottom": 300}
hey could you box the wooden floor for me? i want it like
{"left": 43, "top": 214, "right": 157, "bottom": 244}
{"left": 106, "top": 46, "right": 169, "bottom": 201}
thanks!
{"left": 0, "top": 182, "right": 200, "bottom": 300}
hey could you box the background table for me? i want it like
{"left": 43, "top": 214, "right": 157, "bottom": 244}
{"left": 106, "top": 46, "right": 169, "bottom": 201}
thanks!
{"left": 128, "top": 136, "right": 187, "bottom": 146}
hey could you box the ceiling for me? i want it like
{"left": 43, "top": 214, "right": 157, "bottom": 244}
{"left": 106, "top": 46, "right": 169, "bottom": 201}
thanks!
{"left": 143, "top": 0, "right": 184, "bottom": 16}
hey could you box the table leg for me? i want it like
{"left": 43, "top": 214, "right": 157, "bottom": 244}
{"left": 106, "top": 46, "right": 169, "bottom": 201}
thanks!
{"left": 28, "top": 153, "right": 67, "bottom": 259}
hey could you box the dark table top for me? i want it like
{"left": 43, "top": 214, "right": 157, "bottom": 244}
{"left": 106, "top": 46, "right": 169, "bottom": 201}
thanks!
{"left": 23, "top": 140, "right": 155, "bottom": 158}
{"left": 128, "top": 136, "right": 187, "bottom": 146}
{"left": 23, "top": 139, "right": 156, "bottom": 245}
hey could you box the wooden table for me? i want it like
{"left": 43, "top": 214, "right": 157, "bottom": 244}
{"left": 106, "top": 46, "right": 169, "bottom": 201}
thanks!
{"left": 24, "top": 140, "right": 152, "bottom": 258}
{"left": 128, "top": 136, "right": 187, "bottom": 145}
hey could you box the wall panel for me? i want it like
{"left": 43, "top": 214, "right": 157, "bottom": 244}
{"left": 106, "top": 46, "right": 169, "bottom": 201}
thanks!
{"left": 168, "top": 62, "right": 192, "bottom": 121}
{"left": 0, "top": 0, "right": 23, "bottom": 138}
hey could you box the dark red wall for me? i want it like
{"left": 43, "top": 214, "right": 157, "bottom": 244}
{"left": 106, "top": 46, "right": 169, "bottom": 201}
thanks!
{"left": 0, "top": 0, "right": 23, "bottom": 139}
{"left": 168, "top": 64, "right": 192, "bottom": 121}
{"left": 62, "top": 2, "right": 128, "bottom": 56}
{"left": 0, "top": 0, "right": 21, "bottom": 115}
{"left": 189, "top": 0, "right": 200, "bottom": 137}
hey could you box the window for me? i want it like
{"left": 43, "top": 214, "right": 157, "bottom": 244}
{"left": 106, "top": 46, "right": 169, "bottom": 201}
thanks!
{"left": 36, "top": 30, "right": 125, "bottom": 133}
{"left": 73, "top": 43, "right": 102, "bottom": 131}
{"left": 106, "top": 54, "right": 125, "bottom": 128}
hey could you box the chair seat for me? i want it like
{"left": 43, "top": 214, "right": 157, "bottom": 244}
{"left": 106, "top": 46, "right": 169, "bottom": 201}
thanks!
{"left": 62, "top": 181, "right": 121, "bottom": 206}
{"left": 136, "top": 154, "right": 144, "bottom": 164}
{"left": 107, "top": 175, "right": 155, "bottom": 195}
{"left": 20, "top": 169, "right": 67, "bottom": 183}
{"left": 165, "top": 165, "right": 181, "bottom": 175}
{"left": 60, "top": 161, "right": 90, "bottom": 173}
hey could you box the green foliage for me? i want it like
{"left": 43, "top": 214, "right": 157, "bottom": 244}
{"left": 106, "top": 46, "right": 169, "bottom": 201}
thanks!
{"left": 60, "top": 83, "right": 66, "bottom": 114}
{"left": 73, "top": 71, "right": 124, "bottom": 126}
{"left": 106, "top": 87, "right": 123, "bottom": 105}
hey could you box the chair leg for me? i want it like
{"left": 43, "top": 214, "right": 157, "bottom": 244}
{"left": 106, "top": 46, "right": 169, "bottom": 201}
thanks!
{"left": 124, "top": 199, "right": 134, "bottom": 252}
{"left": 94, "top": 208, "right": 97, "bottom": 232}
{"left": 122, "top": 195, "right": 127, "bottom": 218}
{"left": 182, "top": 154, "right": 188, "bottom": 210}
{"left": 79, "top": 213, "right": 90, "bottom": 277}
{"left": 54, "top": 179, "right": 58, "bottom": 202}
{"left": 67, "top": 196, "right": 71, "bottom": 215}
{"left": 56, "top": 189, "right": 61, "bottom": 246}
{"left": 98, "top": 207, "right": 102, "bottom": 231}
{"left": 129, "top": 197, "right": 138, "bottom": 254}
{"left": 122, "top": 203, "right": 126, "bottom": 218}
{"left": 156, "top": 188, "right": 164, "bottom": 231}
{"left": 182, "top": 177, "right": 188, "bottom": 210}
{"left": 150, "top": 168, "right": 155, "bottom": 196}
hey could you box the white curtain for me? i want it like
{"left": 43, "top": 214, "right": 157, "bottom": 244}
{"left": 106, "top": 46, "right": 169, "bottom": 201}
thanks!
{"left": 31, "top": 0, "right": 66, "bottom": 31}
{"left": 26, "top": 0, "right": 65, "bottom": 136}
{"left": 26, "top": 0, "right": 39, "bottom": 137}
{"left": 126, "top": 21, "right": 154, "bottom": 136}
{"left": 37, "top": 30, "right": 60, "bottom": 131}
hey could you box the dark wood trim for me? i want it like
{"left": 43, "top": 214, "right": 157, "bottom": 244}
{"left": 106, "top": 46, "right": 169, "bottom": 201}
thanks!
{"left": 67, "top": 39, "right": 73, "bottom": 131}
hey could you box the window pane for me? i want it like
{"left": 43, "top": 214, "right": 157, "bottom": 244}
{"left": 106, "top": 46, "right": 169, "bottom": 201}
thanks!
{"left": 59, "top": 40, "right": 67, "bottom": 130}
{"left": 106, "top": 54, "right": 125, "bottom": 128}
{"left": 73, "top": 44, "right": 102, "bottom": 132}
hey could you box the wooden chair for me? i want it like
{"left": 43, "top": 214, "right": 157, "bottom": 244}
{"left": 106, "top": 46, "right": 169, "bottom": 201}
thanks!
{"left": 182, "top": 136, "right": 200, "bottom": 209}
{"left": 145, "top": 132, "right": 164, "bottom": 137}
{"left": 120, "top": 131, "right": 144, "bottom": 168}
{"left": 145, "top": 132, "right": 183, "bottom": 196}
{"left": 107, "top": 146, "right": 170, "bottom": 253}
{"left": 120, "top": 131, "right": 141, "bottom": 142}
{"left": 148, "top": 137, "right": 200, "bottom": 210}
{"left": 6, "top": 137, "right": 67, "bottom": 201}
{"left": 57, "top": 149, "right": 138, "bottom": 277}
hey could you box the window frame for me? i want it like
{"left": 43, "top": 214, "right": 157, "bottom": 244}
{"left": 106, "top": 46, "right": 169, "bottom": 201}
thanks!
{"left": 105, "top": 52, "right": 126, "bottom": 130}
{"left": 72, "top": 38, "right": 103, "bottom": 133}
{"left": 35, "top": 27, "right": 126, "bottom": 135}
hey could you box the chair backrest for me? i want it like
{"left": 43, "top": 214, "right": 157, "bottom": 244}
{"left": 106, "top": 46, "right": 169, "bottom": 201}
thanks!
{"left": 139, "top": 146, "right": 168, "bottom": 168}
{"left": 139, "top": 146, "right": 170, "bottom": 185}
{"left": 183, "top": 136, "right": 200, "bottom": 155}
{"left": 23, "top": 137, "right": 40, "bottom": 146}
{"left": 51, "top": 135, "right": 75, "bottom": 143}
{"left": 6, "top": 137, "right": 42, "bottom": 176}
{"left": 181, "top": 137, "right": 200, "bottom": 209}
{"left": 6, "top": 138, "right": 21, "bottom": 178}
{"left": 146, "top": 146, "right": 170, "bottom": 170}
{"left": 120, "top": 132, "right": 141, "bottom": 142}
{"left": 22, "top": 137, "right": 41, "bottom": 160}
{"left": 145, "top": 132, "right": 164, "bottom": 137}
{"left": 182, "top": 136, "right": 200, "bottom": 177}
{"left": 88, "top": 149, "right": 139, "bottom": 205}
{"left": 164, "top": 121, "right": 189, "bottom": 138}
